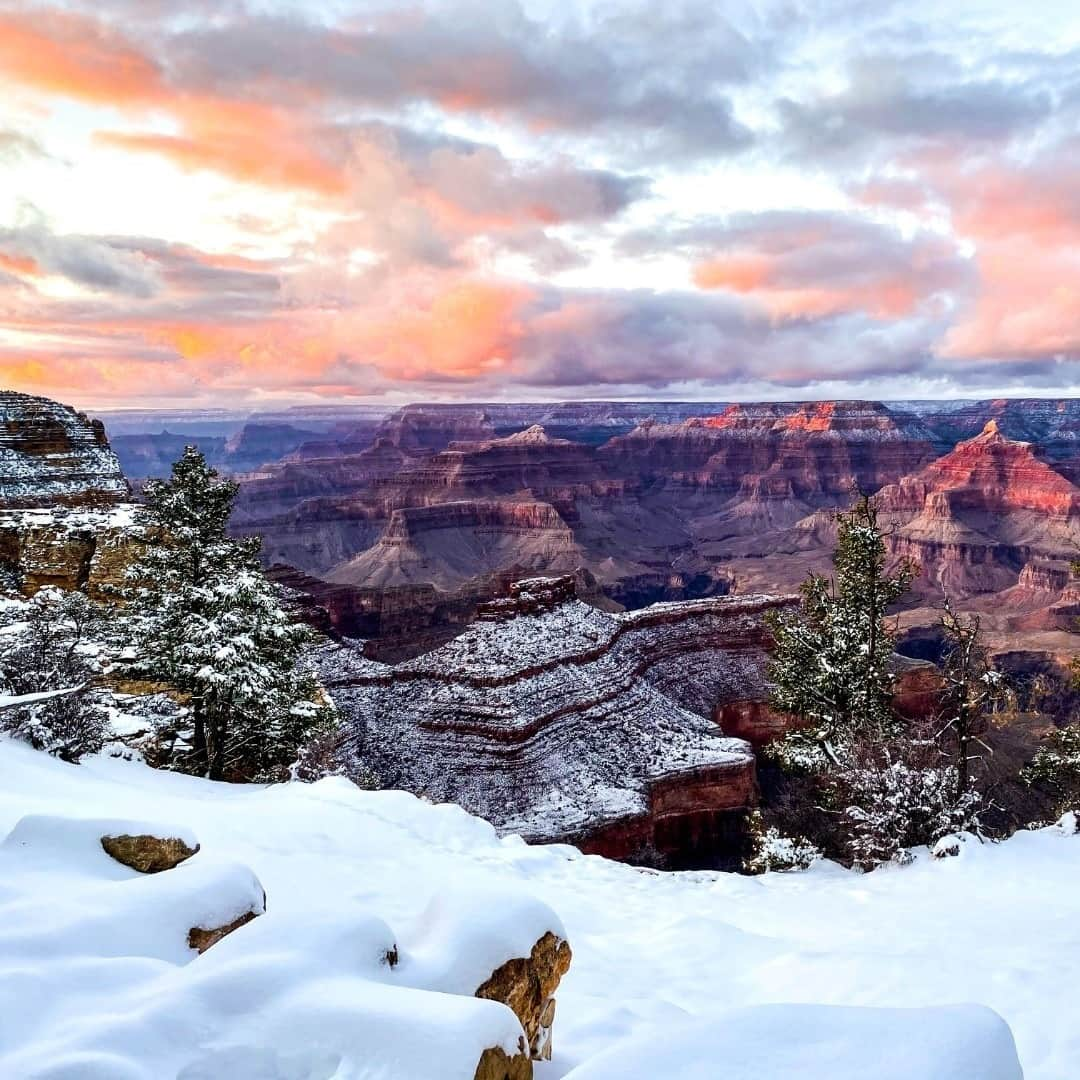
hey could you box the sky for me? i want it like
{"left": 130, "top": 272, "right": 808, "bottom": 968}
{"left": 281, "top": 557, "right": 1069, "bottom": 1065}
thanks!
{"left": 2, "top": 0, "right": 1080, "bottom": 408}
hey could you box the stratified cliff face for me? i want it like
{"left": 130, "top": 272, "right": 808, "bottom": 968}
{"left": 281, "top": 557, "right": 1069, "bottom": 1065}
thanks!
{"left": 602, "top": 401, "right": 937, "bottom": 504}
{"left": 878, "top": 421, "right": 1080, "bottom": 597}
{"left": 237, "top": 401, "right": 945, "bottom": 628}
{"left": 317, "top": 577, "right": 796, "bottom": 868}
{"left": 0, "top": 392, "right": 129, "bottom": 508}
{"left": 326, "top": 499, "right": 583, "bottom": 589}
{"left": 0, "top": 392, "right": 143, "bottom": 597}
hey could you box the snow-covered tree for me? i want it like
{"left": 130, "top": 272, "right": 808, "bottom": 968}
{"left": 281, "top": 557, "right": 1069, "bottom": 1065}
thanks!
{"left": 123, "top": 447, "right": 331, "bottom": 780}
{"left": 768, "top": 495, "right": 916, "bottom": 770}
{"left": 837, "top": 732, "right": 981, "bottom": 869}
{"left": 1024, "top": 724, "right": 1080, "bottom": 816}
{"left": 744, "top": 810, "right": 821, "bottom": 873}
{"left": 0, "top": 587, "right": 109, "bottom": 761}
{"left": 765, "top": 498, "right": 985, "bottom": 868}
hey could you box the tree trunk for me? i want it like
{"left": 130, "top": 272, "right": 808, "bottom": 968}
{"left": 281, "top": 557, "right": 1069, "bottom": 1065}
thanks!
{"left": 207, "top": 715, "right": 227, "bottom": 782}
{"left": 191, "top": 704, "right": 209, "bottom": 777}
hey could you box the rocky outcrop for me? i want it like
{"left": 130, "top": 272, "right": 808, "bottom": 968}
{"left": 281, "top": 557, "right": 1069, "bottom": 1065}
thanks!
{"left": 188, "top": 908, "right": 263, "bottom": 955}
{"left": 0, "top": 392, "right": 145, "bottom": 597}
{"left": 474, "top": 1045, "right": 532, "bottom": 1080}
{"left": 877, "top": 421, "right": 1080, "bottom": 597}
{"left": 317, "top": 577, "right": 796, "bottom": 867}
{"left": 476, "top": 932, "right": 572, "bottom": 1062}
{"left": 1, "top": 391, "right": 129, "bottom": 508}
{"left": 0, "top": 504, "right": 147, "bottom": 598}
{"left": 327, "top": 500, "right": 583, "bottom": 590}
{"left": 101, "top": 832, "right": 200, "bottom": 873}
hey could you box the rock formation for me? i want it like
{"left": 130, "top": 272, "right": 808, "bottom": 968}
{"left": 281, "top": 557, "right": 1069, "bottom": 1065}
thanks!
{"left": 877, "top": 420, "right": 1080, "bottom": 597}
{"left": 327, "top": 500, "right": 583, "bottom": 590}
{"left": 317, "top": 576, "right": 795, "bottom": 867}
{"left": 1, "top": 391, "right": 129, "bottom": 509}
{"left": 101, "top": 832, "right": 200, "bottom": 873}
{"left": 476, "top": 931, "right": 573, "bottom": 1062}
{"left": 0, "top": 392, "right": 148, "bottom": 598}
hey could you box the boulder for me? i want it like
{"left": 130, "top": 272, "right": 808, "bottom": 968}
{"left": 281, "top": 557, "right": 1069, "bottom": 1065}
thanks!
{"left": 474, "top": 1044, "right": 533, "bottom": 1080}
{"left": 188, "top": 907, "right": 263, "bottom": 954}
{"left": 101, "top": 832, "right": 200, "bottom": 874}
{"left": 476, "top": 931, "right": 573, "bottom": 1061}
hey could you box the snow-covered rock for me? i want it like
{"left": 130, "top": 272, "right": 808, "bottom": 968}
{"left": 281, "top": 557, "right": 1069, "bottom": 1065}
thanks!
{"left": 319, "top": 589, "right": 793, "bottom": 866}
{"left": 0, "top": 391, "right": 129, "bottom": 509}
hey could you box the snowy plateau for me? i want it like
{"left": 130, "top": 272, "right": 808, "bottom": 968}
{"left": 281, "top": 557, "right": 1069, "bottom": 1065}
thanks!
{"left": 0, "top": 737, "right": 1075, "bottom": 1078}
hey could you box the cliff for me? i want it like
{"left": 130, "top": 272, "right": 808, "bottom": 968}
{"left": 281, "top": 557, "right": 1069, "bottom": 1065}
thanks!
{"left": 0, "top": 391, "right": 130, "bottom": 508}
{"left": 0, "top": 392, "right": 144, "bottom": 597}
{"left": 877, "top": 421, "right": 1080, "bottom": 597}
{"left": 317, "top": 577, "right": 797, "bottom": 867}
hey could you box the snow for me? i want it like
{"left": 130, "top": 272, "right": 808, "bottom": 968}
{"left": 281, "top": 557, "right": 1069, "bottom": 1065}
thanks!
{"left": 562, "top": 1004, "right": 1022, "bottom": 1080}
{"left": 0, "top": 686, "right": 85, "bottom": 712}
{"left": 0, "top": 738, "right": 1077, "bottom": 1077}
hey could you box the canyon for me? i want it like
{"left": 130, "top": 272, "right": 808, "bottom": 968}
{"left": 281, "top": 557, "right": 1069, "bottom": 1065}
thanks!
{"left": 150, "top": 398, "right": 1074, "bottom": 665}
{"left": 5, "top": 389, "right": 1076, "bottom": 870}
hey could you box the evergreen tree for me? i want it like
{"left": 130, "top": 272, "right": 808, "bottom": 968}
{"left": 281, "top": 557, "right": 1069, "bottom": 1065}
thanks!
{"left": 768, "top": 495, "right": 916, "bottom": 770}
{"left": 124, "top": 447, "right": 330, "bottom": 780}
{"left": 1024, "top": 723, "right": 1080, "bottom": 816}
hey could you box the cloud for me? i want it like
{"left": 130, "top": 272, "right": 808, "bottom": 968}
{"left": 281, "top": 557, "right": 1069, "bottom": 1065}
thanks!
{"left": 774, "top": 53, "right": 1052, "bottom": 164}
{"left": 623, "top": 210, "right": 971, "bottom": 321}
{"left": 165, "top": 2, "right": 756, "bottom": 161}
{"left": 0, "top": 211, "right": 161, "bottom": 297}
{"left": 0, "top": 129, "right": 52, "bottom": 163}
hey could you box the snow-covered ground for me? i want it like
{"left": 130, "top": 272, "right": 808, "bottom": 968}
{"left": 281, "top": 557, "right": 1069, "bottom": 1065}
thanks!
{"left": 0, "top": 738, "right": 1075, "bottom": 1077}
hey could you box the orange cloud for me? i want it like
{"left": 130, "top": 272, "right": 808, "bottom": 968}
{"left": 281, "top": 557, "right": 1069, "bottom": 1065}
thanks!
{"left": 693, "top": 253, "right": 923, "bottom": 320}
{"left": 0, "top": 252, "right": 41, "bottom": 277}
{"left": 0, "top": 11, "right": 164, "bottom": 106}
{"left": 0, "top": 10, "right": 348, "bottom": 197}
{"left": 934, "top": 157, "right": 1080, "bottom": 358}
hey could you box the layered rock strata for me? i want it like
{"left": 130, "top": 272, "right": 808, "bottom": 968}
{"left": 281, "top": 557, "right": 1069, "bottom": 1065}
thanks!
{"left": 317, "top": 577, "right": 795, "bottom": 867}
{"left": 877, "top": 421, "right": 1080, "bottom": 597}
{"left": 1, "top": 391, "right": 129, "bottom": 508}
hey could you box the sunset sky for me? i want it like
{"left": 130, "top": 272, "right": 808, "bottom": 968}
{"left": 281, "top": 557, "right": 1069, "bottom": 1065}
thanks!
{"left": 3, "top": 0, "right": 1080, "bottom": 407}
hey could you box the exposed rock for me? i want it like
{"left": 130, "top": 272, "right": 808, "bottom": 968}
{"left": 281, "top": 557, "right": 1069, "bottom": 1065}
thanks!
{"left": 476, "top": 931, "right": 572, "bottom": 1061}
{"left": 101, "top": 832, "right": 200, "bottom": 873}
{"left": 317, "top": 579, "right": 796, "bottom": 866}
{"left": 187, "top": 907, "right": 262, "bottom": 954}
{"left": 473, "top": 1044, "right": 533, "bottom": 1080}
{"left": 877, "top": 421, "right": 1080, "bottom": 598}
{"left": 0, "top": 504, "right": 147, "bottom": 598}
{"left": 0, "top": 391, "right": 129, "bottom": 508}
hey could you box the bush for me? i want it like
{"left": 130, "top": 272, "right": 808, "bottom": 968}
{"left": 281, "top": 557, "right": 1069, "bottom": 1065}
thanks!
{"left": 744, "top": 810, "right": 822, "bottom": 873}
{"left": 0, "top": 588, "right": 110, "bottom": 762}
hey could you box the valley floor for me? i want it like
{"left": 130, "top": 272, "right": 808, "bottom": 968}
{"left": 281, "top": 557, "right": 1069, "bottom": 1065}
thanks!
{"left": 0, "top": 739, "right": 1076, "bottom": 1078}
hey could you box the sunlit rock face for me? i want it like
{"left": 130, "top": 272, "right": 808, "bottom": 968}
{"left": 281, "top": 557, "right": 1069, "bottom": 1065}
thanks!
{"left": 317, "top": 576, "right": 796, "bottom": 869}
{"left": 0, "top": 391, "right": 129, "bottom": 509}
{"left": 877, "top": 421, "right": 1080, "bottom": 598}
{"left": 600, "top": 401, "right": 939, "bottom": 506}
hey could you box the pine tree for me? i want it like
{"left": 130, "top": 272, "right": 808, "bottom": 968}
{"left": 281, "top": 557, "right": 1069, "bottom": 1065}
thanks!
{"left": 1025, "top": 724, "right": 1080, "bottom": 816}
{"left": 768, "top": 495, "right": 916, "bottom": 770}
{"left": 124, "top": 447, "right": 331, "bottom": 780}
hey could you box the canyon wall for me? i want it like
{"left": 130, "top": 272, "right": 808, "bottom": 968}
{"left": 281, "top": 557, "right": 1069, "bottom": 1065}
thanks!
{"left": 317, "top": 577, "right": 797, "bottom": 867}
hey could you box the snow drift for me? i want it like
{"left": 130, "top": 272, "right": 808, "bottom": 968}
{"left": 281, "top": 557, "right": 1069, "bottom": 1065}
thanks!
{"left": 0, "top": 737, "right": 1075, "bottom": 1077}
